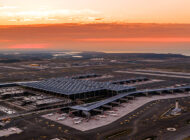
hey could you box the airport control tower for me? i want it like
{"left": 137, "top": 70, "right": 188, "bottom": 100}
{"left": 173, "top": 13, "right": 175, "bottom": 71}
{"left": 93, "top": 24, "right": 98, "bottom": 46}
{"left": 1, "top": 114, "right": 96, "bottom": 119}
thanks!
{"left": 171, "top": 100, "right": 182, "bottom": 116}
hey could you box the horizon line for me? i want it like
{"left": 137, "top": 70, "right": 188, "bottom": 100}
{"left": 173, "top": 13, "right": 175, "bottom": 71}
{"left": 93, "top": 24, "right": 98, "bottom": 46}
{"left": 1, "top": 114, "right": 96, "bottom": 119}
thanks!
{"left": 1, "top": 22, "right": 190, "bottom": 27}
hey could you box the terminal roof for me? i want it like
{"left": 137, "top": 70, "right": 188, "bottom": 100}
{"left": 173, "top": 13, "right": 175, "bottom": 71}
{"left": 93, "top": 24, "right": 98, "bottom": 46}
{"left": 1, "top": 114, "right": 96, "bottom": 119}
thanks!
{"left": 19, "top": 77, "right": 135, "bottom": 95}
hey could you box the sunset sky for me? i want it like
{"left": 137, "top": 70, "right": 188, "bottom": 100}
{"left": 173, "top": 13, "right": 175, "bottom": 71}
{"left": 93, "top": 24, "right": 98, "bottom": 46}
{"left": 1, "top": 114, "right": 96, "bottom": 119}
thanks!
{"left": 0, "top": 0, "right": 190, "bottom": 54}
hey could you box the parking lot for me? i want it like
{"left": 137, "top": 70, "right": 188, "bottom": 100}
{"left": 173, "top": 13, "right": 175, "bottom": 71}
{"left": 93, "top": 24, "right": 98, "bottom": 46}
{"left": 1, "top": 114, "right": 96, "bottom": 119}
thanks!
{"left": 0, "top": 127, "right": 22, "bottom": 137}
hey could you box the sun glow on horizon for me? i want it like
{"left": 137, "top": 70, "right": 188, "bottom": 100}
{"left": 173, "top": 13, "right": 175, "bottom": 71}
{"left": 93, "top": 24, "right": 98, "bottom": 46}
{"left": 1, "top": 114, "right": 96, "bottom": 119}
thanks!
{"left": 0, "top": 1, "right": 190, "bottom": 55}
{"left": 77, "top": 37, "right": 190, "bottom": 43}
{"left": 8, "top": 43, "right": 50, "bottom": 49}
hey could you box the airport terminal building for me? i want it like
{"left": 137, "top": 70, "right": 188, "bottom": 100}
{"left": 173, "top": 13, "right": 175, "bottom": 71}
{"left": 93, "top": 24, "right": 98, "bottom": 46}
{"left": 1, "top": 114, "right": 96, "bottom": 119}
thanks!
{"left": 0, "top": 74, "right": 190, "bottom": 118}
{"left": 18, "top": 77, "right": 136, "bottom": 100}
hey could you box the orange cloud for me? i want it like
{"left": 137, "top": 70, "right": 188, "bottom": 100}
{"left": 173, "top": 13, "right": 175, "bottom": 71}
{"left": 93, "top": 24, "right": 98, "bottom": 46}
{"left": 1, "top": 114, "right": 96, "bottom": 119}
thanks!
{"left": 1, "top": 23, "right": 190, "bottom": 52}
{"left": 8, "top": 43, "right": 50, "bottom": 49}
{"left": 0, "top": 39, "right": 11, "bottom": 42}
{"left": 77, "top": 37, "right": 190, "bottom": 42}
